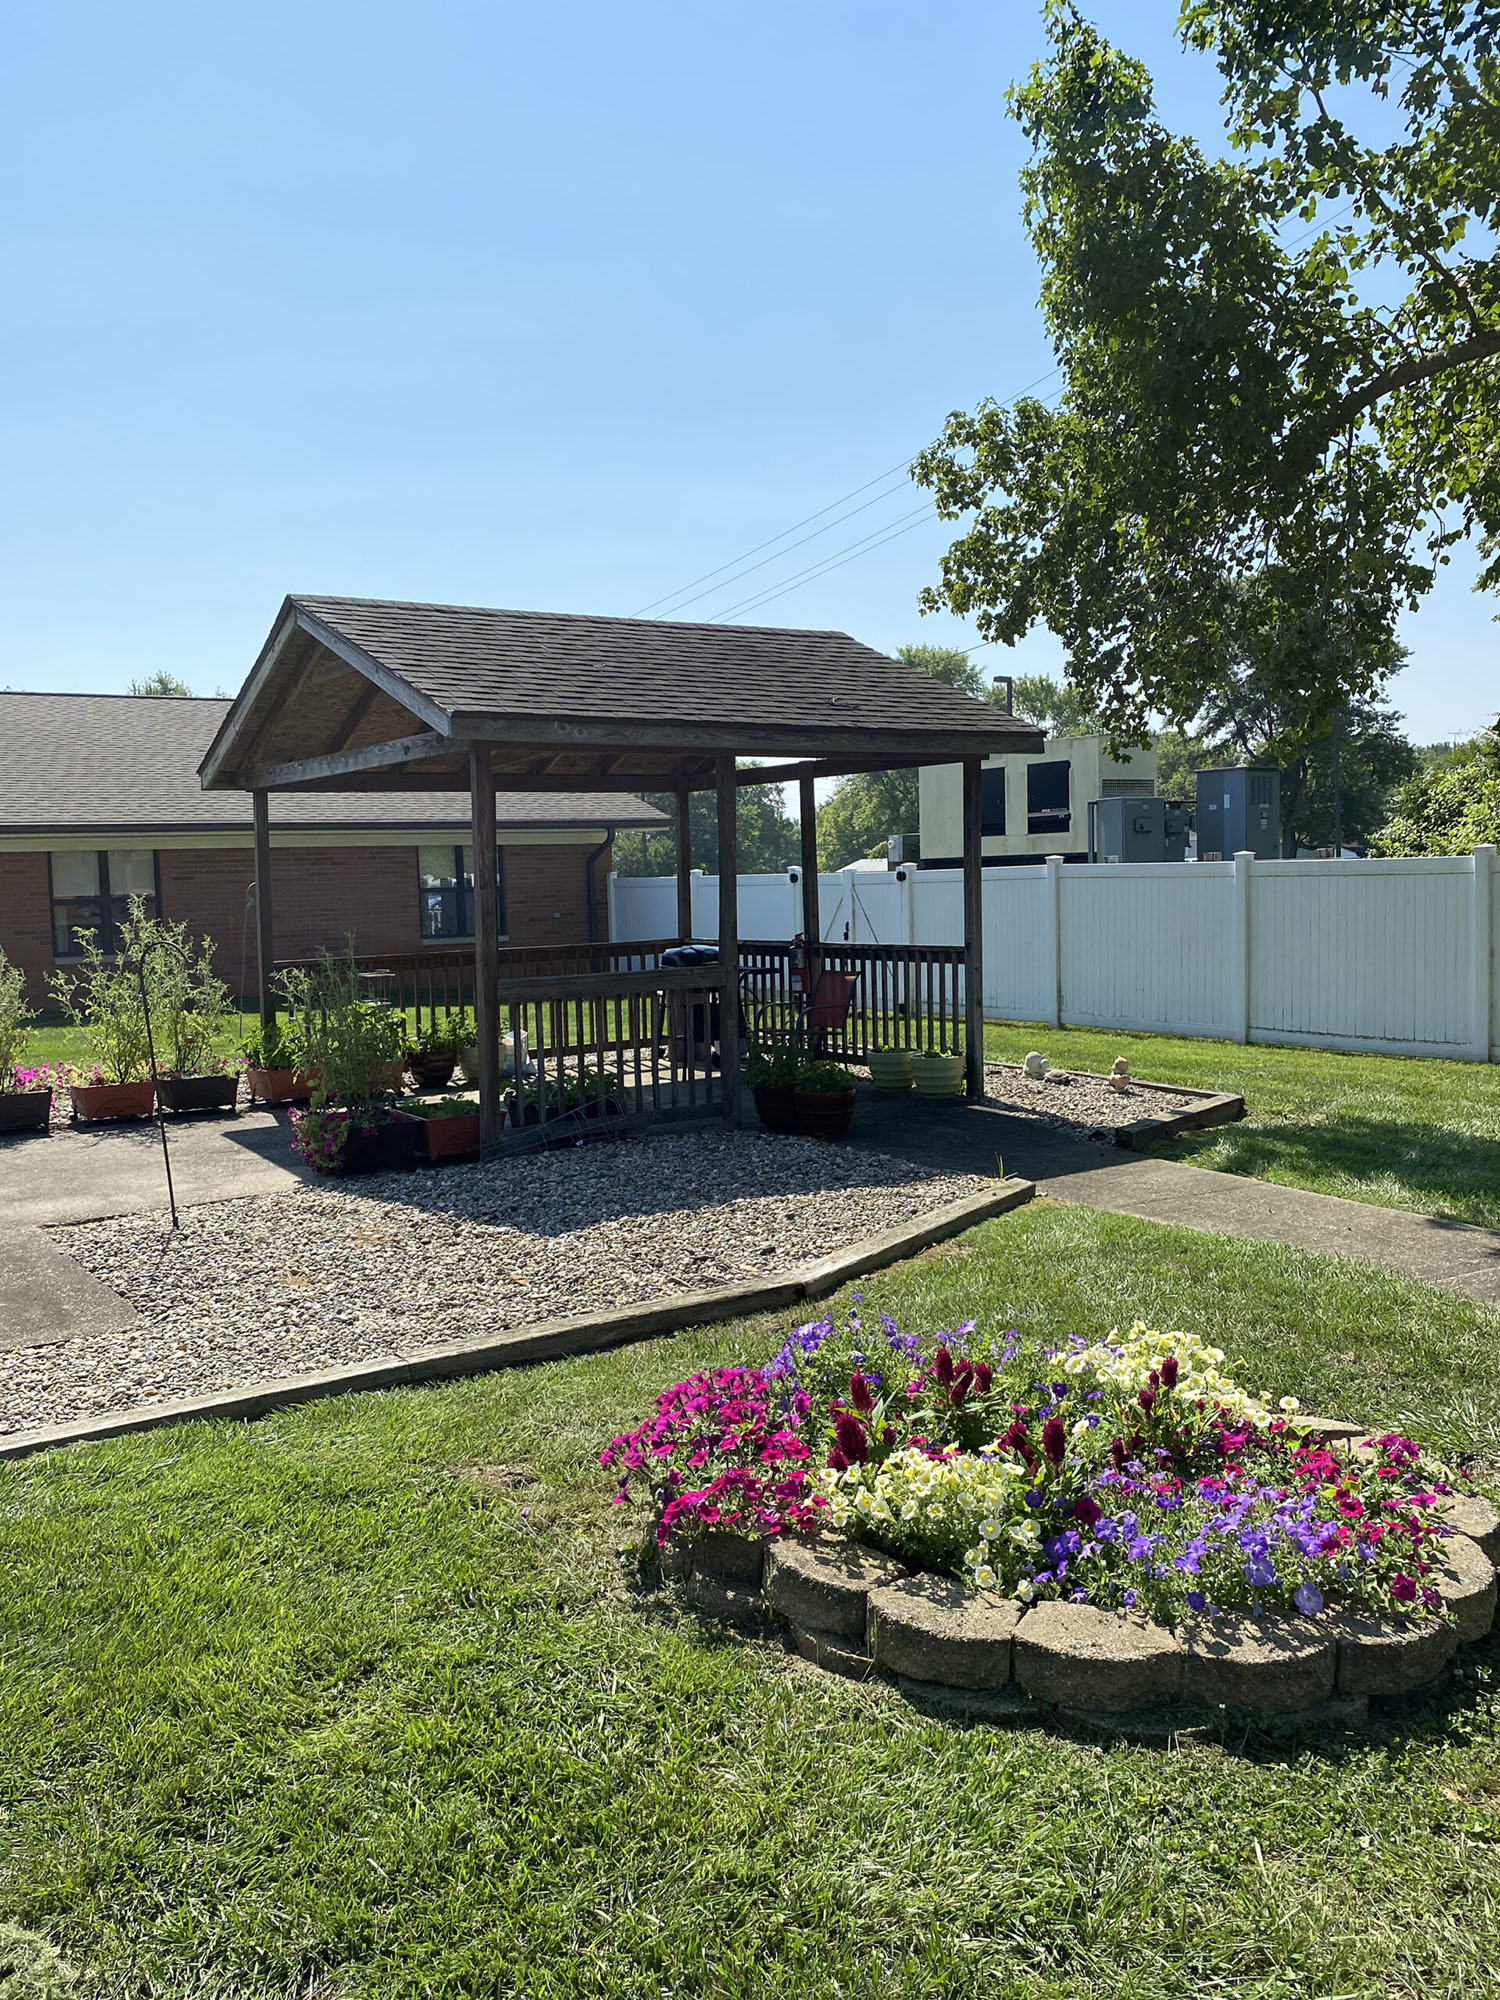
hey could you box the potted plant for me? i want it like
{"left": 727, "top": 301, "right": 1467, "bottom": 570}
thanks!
{"left": 241, "top": 1021, "right": 313, "bottom": 1105}
{"left": 279, "top": 948, "right": 419, "bottom": 1174}
{"left": 408, "top": 1094, "right": 486, "bottom": 1162}
{"left": 0, "top": 948, "right": 51, "bottom": 1134}
{"left": 866, "top": 1043, "right": 914, "bottom": 1092}
{"left": 508, "top": 1063, "right": 622, "bottom": 1129}
{"left": 50, "top": 926, "right": 155, "bottom": 1121}
{"left": 910, "top": 1045, "right": 966, "bottom": 1099}
{"left": 744, "top": 1041, "right": 802, "bottom": 1134}
{"left": 455, "top": 1018, "right": 526, "bottom": 1085}
{"left": 792, "top": 1058, "right": 858, "bottom": 1140}
{"left": 408, "top": 1017, "right": 464, "bottom": 1090}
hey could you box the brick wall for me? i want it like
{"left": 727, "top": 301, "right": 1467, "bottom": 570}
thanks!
{"left": 3, "top": 838, "right": 612, "bottom": 1003}
{"left": 0, "top": 853, "right": 56, "bottom": 1003}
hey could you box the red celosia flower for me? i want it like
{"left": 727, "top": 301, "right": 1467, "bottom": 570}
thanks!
{"left": 834, "top": 1412, "right": 870, "bottom": 1464}
{"left": 1042, "top": 1417, "right": 1066, "bottom": 1466}
{"left": 1160, "top": 1355, "right": 1179, "bottom": 1389}
{"left": 1138, "top": 1388, "right": 1157, "bottom": 1415}
{"left": 1110, "top": 1436, "right": 1127, "bottom": 1470}
{"left": 934, "top": 1346, "right": 956, "bottom": 1387}
{"left": 973, "top": 1362, "right": 993, "bottom": 1394}
{"left": 849, "top": 1372, "right": 875, "bottom": 1414}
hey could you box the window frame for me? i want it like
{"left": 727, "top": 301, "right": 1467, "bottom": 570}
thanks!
{"left": 1026, "top": 760, "right": 1073, "bottom": 836}
{"left": 417, "top": 842, "right": 508, "bottom": 943}
{"left": 47, "top": 848, "right": 162, "bottom": 961}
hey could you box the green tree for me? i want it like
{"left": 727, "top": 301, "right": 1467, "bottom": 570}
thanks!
{"left": 914, "top": 1, "right": 1500, "bottom": 743}
{"left": 1007, "top": 671, "right": 1103, "bottom": 736}
{"left": 816, "top": 645, "right": 978, "bottom": 869}
{"left": 128, "top": 671, "right": 195, "bottom": 697}
{"left": 1373, "top": 726, "right": 1500, "bottom": 854}
{"left": 613, "top": 780, "right": 798, "bottom": 877}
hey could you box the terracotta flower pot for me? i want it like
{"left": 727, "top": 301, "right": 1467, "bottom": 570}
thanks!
{"left": 793, "top": 1086, "right": 857, "bottom": 1140}
{"left": 418, "top": 1110, "right": 483, "bottom": 1161}
{"left": 246, "top": 1066, "right": 313, "bottom": 1105}
{"left": 911, "top": 1052, "right": 965, "bottom": 1100}
{"left": 867, "top": 1049, "right": 914, "bottom": 1092}
{"left": 71, "top": 1079, "right": 157, "bottom": 1123}
{"left": 752, "top": 1083, "right": 799, "bottom": 1134}
{"left": 157, "top": 1074, "right": 240, "bottom": 1115}
{"left": 0, "top": 1087, "right": 52, "bottom": 1133}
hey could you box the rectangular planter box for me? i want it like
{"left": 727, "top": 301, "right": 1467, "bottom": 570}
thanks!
{"left": 157, "top": 1074, "right": 240, "bottom": 1115}
{"left": 418, "top": 1111, "right": 483, "bottom": 1162}
{"left": 336, "top": 1111, "right": 422, "bottom": 1176}
{"left": 0, "top": 1088, "right": 52, "bottom": 1133}
{"left": 246, "top": 1066, "right": 314, "bottom": 1106}
{"left": 71, "top": 1080, "right": 157, "bottom": 1123}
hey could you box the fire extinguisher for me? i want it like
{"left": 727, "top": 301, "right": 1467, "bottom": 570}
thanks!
{"left": 789, "top": 932, "right": 807, "bottom": 998}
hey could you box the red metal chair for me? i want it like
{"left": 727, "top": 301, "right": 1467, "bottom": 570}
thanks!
{"left": 804, "top": 968, "right": 860, "bottom": 1056}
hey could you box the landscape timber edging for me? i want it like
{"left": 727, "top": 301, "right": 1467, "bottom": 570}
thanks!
{"left": 0, "top": 1178, "right": 1034, "bottom": 1463}
{"left": 683, "top": 1465, "right": 1500, "bottom": 1727}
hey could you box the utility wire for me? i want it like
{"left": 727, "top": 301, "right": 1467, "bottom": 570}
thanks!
{"left": 639, "top": 364, "right": 1064, "bottom": 620}
{"left": 709, "top": 509, "right": 934, "bottom": 622}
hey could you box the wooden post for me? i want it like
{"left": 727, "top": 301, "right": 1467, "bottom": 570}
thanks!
{"left": 252, "top": 788, "right": 275, "bottom": 1032}
{"left": 675, "top": 787, "right": 694, "bottom": 942}
{"left": 716, "top": 754, "right": 739, "bottom": 1124}
{"left": 470, "top": 746, "right": 502, "bottom": 1151}
{"left": 798, "top": 773, "right": 820, "bottom": 954}
{"left": 962, "top": 757, "right": 984, "bottom": 1100}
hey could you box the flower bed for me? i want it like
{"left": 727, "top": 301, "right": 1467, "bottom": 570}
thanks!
{"left": 604, "top": 1306, "right": 1499, "bottom": 1718}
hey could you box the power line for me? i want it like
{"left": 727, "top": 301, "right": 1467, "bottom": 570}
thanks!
{"left": 708, "top": 509, "right": 934, "bottom": 622}
{"left": 638, "top": 364, "right": 1063, "bottom": 620}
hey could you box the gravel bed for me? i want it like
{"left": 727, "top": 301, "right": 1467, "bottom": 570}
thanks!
{"left": 4, "top": 1131, "right": 992, "bottom": 1437}
{"left": 982, "top": 1062, "right": 1201, "bottom": 1138}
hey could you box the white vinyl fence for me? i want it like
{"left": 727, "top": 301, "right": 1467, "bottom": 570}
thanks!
{"left": 609, "top": 848, "right": 1500, "bottom": 1061}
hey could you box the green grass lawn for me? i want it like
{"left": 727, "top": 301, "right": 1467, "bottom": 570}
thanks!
{"left": 986, "top": 1018, "right": 1500, "bottom": 1232}
{"left": 3, "top": 1201, "right": 1498, "bottom": 1999}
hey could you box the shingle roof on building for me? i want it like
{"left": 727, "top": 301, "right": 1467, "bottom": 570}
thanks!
{"left": 288, "top": 595, "right": 1037, "bottom": 741}
{"left": 0, "top": 693, "right": 665, "bottom": 834}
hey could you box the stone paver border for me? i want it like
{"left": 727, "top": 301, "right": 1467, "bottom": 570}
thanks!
{"left": 0, "top": 1180, "right": 1034, "bottom": 1462}
{"left": 677, "top": 1439, "right": 1500, "bottom": 1727}
{"left": 984, "top": 1063, "right": 1245, "bottom": 1150}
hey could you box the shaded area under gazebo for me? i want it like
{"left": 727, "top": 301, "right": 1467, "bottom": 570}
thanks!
{"left": 200, "top": 595, "right": 1042, "bottom": 1146}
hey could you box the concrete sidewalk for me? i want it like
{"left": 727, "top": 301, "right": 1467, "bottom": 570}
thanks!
{"left": 845, "top": 1088, "right": 1500, "bottom": 1310}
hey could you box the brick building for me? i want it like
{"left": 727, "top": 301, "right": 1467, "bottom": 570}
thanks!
{"left": 0, "top": 692, "right": 664, "bottom": 1003}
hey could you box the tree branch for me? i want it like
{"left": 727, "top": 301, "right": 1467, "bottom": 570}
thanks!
{"left": 1311, "top": 324, "right": 1500, "bottom": 438}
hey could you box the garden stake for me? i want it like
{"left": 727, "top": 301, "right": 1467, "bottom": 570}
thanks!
{"left": 127, "top": 937, "right": 191, "bottom": 1233}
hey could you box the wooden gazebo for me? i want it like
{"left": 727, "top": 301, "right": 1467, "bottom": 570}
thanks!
{"left": 200, "top": 595, "right": 1042, "bottom": 1144}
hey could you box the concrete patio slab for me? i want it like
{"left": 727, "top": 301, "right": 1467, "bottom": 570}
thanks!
{"left": 0, "top": 1110, "right": 314, "bottom": 1229}
{"left": 0, "top": 1227, "right": 137, "bottom": 1350}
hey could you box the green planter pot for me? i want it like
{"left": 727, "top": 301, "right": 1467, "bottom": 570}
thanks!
{"left": 910, "top": 1052, "right": 965, "bottom": 1100}
{"left": 867, "top": 1049, "right": 913, "bottom": 1092}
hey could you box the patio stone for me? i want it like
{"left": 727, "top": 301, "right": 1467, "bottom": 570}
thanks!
{"left": 1439, "top": 1494, "right": 1500, "bottom": 1565}
{"left": 1013, "top": 1601, "right": 1184, "bottom": 1711}
{"left": 1325, "top": 1612, "right": 1460, "bottom": 1696}
{"left": 690, "top": 1529, "right": 765, "bottom": 1588}
{"left": 867, "top": 1574, "right": 1020, "bottom": 1688}
{"left": 1432, "top": 1533, "right": 1497, "bottom": 1643}
{"left": 1287, "top": 1414, "right": 1366, "bottom": 1444}
{"left": 788, "top": 1623, "right": 875, "bottom": 1681}
{"left": 766, "top": 1537, "right": 907, "bottom": 1643}
{"left": 1179, "top": 1613, "right": 1336, "bottom": 1712}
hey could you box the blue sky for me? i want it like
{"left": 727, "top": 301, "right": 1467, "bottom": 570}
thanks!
{"left": 0, "top": 0, "right": 1492, "bottom": 742}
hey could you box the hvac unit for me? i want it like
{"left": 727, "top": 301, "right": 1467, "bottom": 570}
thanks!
{"left": 1195, "top": 768, "right": 1280, "bottom": 860}
{"left": 1089, "top": 795, "right": 1191, "bottom": 864}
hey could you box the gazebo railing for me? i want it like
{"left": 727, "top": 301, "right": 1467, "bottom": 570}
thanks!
{"left": 738, "top": 940, "right": 966, "bottom": 1061}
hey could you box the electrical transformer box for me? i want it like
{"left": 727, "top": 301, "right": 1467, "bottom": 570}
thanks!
{"left": 1195, "top": 768, "right": 1280, "bottom": 860}
{"left": 1091, "top": 795, "right": 1191, "bottom": 863}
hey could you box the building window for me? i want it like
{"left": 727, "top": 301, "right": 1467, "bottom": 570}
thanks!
{"left": 49, "top": 849, "right": 160, "bottom": 958}
{"left": 980, "top": 768, "right": 1006, "bottom": 837}
{"left": 1027, "top": 760, "right": 1072, "bottom": 835}
{"left": 418, "top": 844, "right": 507, "bottom": 941}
